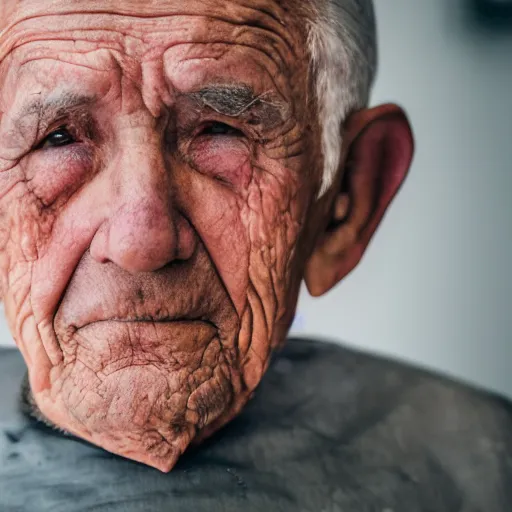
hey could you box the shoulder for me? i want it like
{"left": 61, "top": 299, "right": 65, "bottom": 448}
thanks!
{"left": 268, "top": 338, "right": 512, "bottom": 509}
{"left": 277, "top": 337, "right": 512, "bottom": 429}
{"left": 275, "top": 337, "right": 512, "bottom": 450}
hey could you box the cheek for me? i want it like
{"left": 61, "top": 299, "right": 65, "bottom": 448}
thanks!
{"left": 25, "top": 147, "right": 93, "bottom": 207}
{"left": 246, "top": 173, "right": 303, "bottom": 290}
{"left": 182, "top": 180, "right": 250, "bottom": 316}
{"left": 0, "top": 148, "right": 91, "bottom": 295}
{"left": 231, "top": 171, "right": 305, "bottom": 390}
{"left": 247, "top": 168, "right": 305, "bottom": 318}
{"left": 189, "top": 138, "right": 252, "bottom": 190}
{"left": 0, "top": 150, "right": 91, "bottom": 322}
{"left": 0, "top": 177, "right": 48, "bottom": 280}
{"left": 0, "top": 174, "right": 58, "bottom": 366}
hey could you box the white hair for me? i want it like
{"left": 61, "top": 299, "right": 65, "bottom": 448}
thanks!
{"left": 307, "top": 0, "right": 378, "bottom": 196}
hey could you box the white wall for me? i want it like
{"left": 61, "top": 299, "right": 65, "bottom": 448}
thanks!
{"left": 1, "top": 1, "right": 511, "bottom": 398}
{"left": 292, "top": 0, "right": 512, "bottom": 398}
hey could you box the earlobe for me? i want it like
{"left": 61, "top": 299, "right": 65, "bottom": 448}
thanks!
{"left": 304, "top": 104, "right": 414, "bottom": 297}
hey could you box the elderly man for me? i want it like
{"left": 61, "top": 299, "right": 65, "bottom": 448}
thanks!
{"left": 0, "top": 0, "right": 510, "bottom": 510}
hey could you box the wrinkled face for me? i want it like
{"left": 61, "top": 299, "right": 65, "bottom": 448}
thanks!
{"left": 0, "top": 0, "right": 323, "bottom": 471}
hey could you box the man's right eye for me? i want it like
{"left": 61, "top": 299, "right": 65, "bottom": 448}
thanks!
{"left": 38, "top": 126, "right": 77, "bottom": 149}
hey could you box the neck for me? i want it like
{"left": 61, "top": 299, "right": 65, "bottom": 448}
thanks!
{"left": 20, "top": 371, "right": 70, "bottom": 435}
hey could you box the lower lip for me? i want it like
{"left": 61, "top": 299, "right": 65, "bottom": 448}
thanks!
{"left": 73, "top": 320, "right": 218, "bottom": 357}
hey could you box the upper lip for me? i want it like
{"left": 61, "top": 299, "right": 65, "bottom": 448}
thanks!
{"left": 92, "top": 315, "right": 193, "bottom": 323}
{"left": 53, "top": 250, "right": 236, "bottom": 343}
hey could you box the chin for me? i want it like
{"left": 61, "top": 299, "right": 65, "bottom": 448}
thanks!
{"left": 27, "top": 314, "right": 265, "bottom": 472}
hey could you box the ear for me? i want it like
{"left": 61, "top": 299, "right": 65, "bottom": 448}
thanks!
{"left": 304, "top": 104, "right": 414, "bottom": 297}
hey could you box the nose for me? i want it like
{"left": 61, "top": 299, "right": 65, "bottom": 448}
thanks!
{"left": 90, "top": 139, "right": 196, "bottom": 274}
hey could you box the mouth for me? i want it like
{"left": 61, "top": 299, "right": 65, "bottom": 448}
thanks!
{"left": 60, "top": 318, "right": 220, "bottom": 373}
{"left": 83, "top": 315, "right": 217, "bottom": 326}
{"left": 76, "top": 317, "right": 218, "bottom": 342}
{"left": 52, "top": 248, "right": 241, "bottom": 369}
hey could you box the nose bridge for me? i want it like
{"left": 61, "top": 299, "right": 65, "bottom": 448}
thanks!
{"left": 90, "top": 123, "right": 195, "bottom": 273}
{"left": 116, "top": 127, "right": 170, "bottom": 209}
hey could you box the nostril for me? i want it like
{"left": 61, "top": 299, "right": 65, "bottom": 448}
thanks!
{"left": 89, "top": 226, "right": 111, "bottom": 265}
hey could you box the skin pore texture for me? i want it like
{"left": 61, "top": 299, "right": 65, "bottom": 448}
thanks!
{"left": 0, "top": 0, "right": 414, "bottom": 472}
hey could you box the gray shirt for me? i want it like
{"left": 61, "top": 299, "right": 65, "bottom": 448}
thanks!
{"left": 1, "top": 339, "right": 511, "bottom": 512}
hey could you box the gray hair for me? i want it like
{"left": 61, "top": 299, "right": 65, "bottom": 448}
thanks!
{"left": 307, "top": 0, "right": 377, "bottom": 196}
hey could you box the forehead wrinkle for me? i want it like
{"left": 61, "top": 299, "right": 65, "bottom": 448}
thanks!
{"left": 0, "top": 0, "right": 293, "bottom": 19}
{"left": 0, "top": 1, "right": 302, "bottom": 63}
{"left": 0, "top": 16, "right": 296, "bottom": 74}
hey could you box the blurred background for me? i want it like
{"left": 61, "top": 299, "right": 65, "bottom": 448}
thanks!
{"left": 290, "top": 0, "right": 512, "bottom": 397}
{"left": 0, "top": 0, "right": 511, "bottom": 396}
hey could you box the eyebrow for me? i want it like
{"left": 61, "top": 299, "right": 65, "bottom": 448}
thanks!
{"left": 15, "top": 92, "right": 97, "bottom": 127}
{"left": 7, "top": 86, "right": 290, "bottom": 136}
{"left": 187, "top": 85, "right": 291, "bottom": 129}
{"left": 1, "top": 91, "right": 99, "bottom": 147}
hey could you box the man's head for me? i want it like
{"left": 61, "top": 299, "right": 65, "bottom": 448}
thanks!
{"left": 0, "top": 0, "right": 413, "bottom": 471}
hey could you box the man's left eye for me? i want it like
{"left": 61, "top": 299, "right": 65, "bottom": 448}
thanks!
{"left": 38, "top": 126, "right": 77, "bottom": 149}
{"left": 199, "top": 122, "right": 243, "bottom": 137}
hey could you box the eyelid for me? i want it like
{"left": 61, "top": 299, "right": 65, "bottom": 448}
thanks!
{"left": 34, "top": 107, "right": 97, "bottom": 148}
{"left": 35, "top": 122, "right": 79, "bottom": 150}
{"left": 38, "top": 115, "right": 69, "bottom": 135}
{"left": 192, "top": 120, "right": 260, "bottom": 146}
{"left": 199, "top": 121, "right": 244, "bottom": 136}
